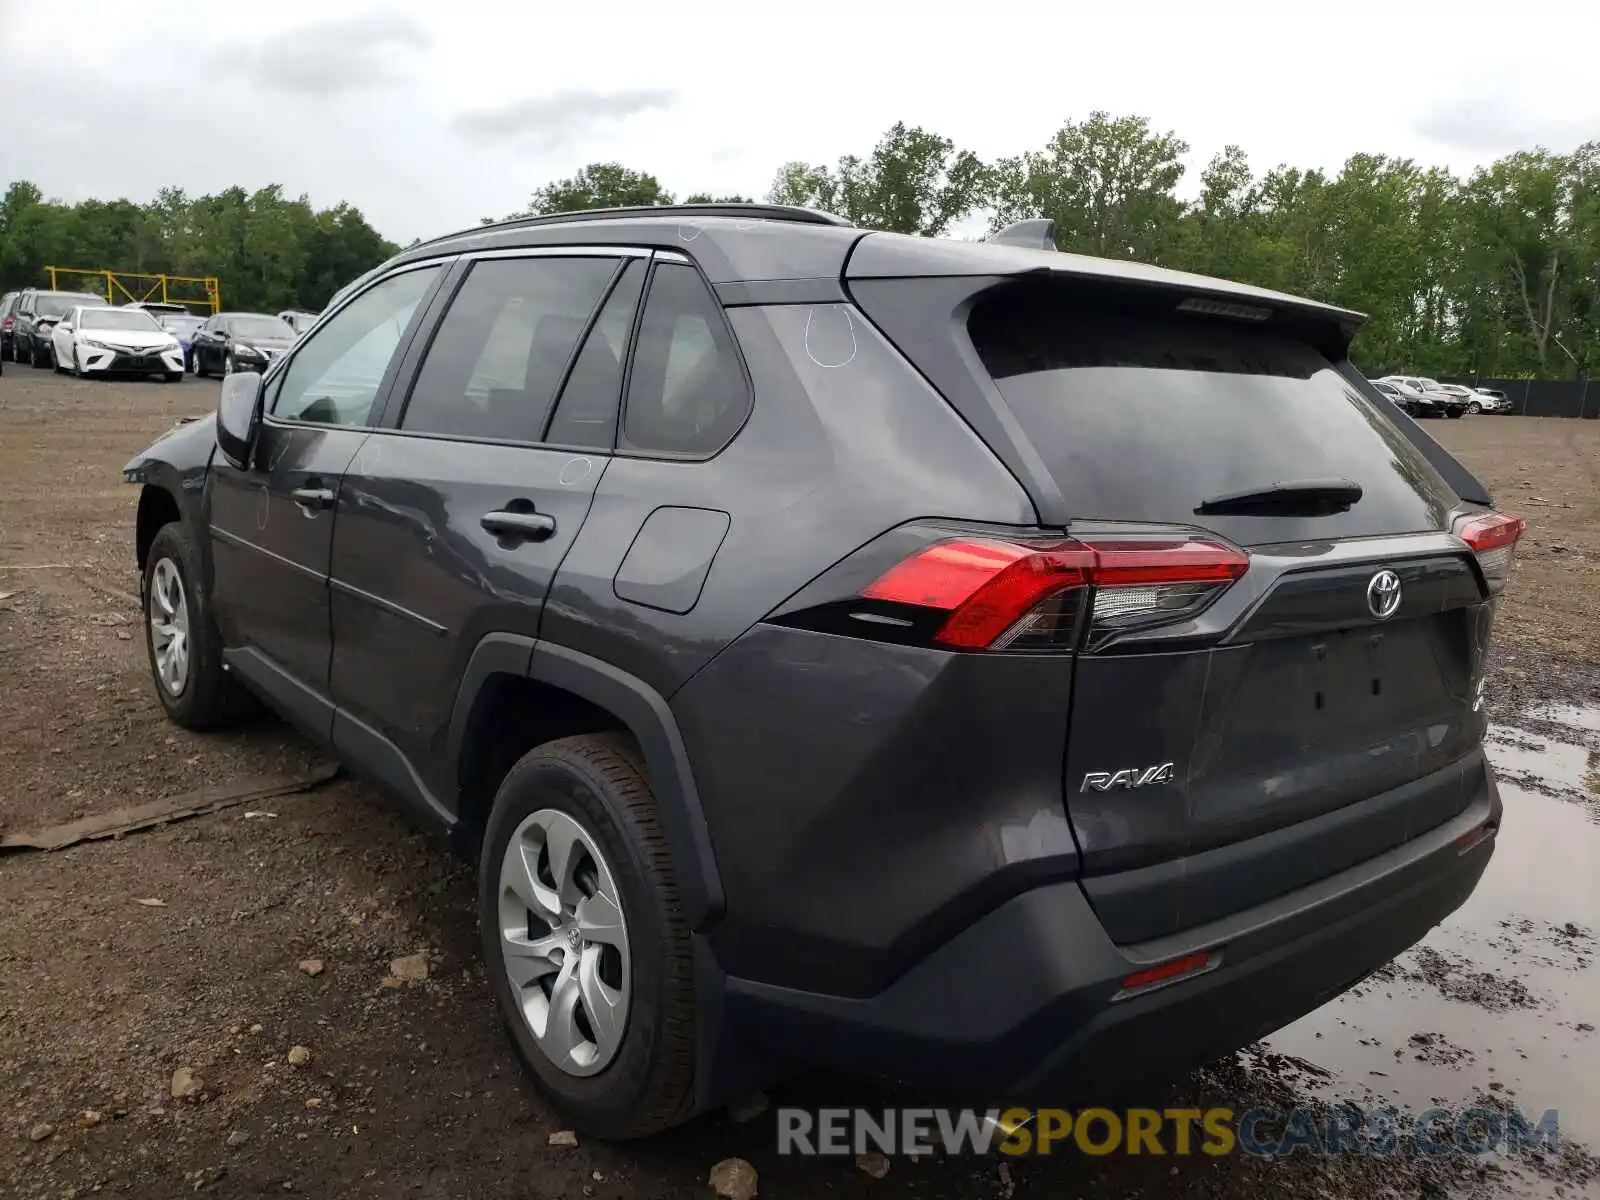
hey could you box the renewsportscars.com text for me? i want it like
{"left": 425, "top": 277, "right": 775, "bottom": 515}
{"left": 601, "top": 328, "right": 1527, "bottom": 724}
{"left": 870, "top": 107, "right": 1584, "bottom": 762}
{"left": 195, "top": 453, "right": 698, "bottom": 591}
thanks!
{"left": 776, "top": 1106, "right": 1561, "bottom": 1158}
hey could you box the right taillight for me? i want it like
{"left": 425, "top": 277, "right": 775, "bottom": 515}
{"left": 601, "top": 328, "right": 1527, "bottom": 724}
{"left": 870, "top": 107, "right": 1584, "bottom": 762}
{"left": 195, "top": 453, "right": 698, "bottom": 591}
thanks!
{"left": 861, "top": 533, "right": 1249, "bottom": 651}
{"left": 1455, "top": 510, "right": 1526, "bottom": 594}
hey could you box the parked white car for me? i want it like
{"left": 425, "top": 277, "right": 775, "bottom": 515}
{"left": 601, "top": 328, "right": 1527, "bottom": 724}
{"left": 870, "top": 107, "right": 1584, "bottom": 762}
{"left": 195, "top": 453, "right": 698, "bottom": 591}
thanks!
{"left": 52, "top": 306, "right": 185, "bottom": 381}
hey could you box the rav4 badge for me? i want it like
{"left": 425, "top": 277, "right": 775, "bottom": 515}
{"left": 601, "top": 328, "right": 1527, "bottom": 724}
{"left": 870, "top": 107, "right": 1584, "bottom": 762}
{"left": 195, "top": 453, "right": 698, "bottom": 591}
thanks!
{"left": 1080, "top": 762, "right": 1177, "bottom": 792}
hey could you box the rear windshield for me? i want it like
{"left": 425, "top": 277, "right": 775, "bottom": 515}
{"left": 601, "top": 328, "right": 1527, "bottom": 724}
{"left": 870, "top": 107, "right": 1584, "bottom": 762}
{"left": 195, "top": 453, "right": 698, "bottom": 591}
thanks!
{"left": 968, "top": 293, "right": 1457, "bottom": 545}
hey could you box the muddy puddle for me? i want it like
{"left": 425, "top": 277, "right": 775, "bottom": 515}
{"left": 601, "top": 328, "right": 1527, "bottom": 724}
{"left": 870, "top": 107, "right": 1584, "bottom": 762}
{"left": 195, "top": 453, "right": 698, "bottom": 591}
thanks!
{"left": 1261, "top": 705, "right": 1600, "bottom": 1191}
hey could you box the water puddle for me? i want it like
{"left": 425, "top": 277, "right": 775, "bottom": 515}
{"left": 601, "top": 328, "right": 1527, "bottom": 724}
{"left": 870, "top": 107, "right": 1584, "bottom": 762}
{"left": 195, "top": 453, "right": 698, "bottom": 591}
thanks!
{"left": 1260, "top": 710, "right": 1600, "bottom": 1190}
{"left": 1525, "top": 703, "right": 1600, "bottom": 736}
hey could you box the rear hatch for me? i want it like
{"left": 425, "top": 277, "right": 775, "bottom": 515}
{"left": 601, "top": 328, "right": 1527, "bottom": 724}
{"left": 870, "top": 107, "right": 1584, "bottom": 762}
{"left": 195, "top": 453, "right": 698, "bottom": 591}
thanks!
{"left": 852, "top": 267, "right": 1513, "bottom": 944}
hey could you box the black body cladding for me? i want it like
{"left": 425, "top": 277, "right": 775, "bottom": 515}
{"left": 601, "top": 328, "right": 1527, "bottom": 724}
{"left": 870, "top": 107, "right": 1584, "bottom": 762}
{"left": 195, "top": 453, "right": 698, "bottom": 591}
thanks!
{"left": 123, "top": 205, "right": 1506, "bottom": 1123}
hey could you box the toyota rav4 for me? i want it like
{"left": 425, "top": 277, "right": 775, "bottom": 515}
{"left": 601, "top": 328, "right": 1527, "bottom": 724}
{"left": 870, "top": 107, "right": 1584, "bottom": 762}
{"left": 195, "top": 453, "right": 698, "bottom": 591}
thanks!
{"left": 124, "top": 204, "right": 1519, "bottom": 1137}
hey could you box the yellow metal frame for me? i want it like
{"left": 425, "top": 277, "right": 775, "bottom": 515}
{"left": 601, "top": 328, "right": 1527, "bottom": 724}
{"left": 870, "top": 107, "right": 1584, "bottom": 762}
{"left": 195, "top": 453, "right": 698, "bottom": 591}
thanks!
{"left": 44, "top": 267, "right": 221, "bottom": 314}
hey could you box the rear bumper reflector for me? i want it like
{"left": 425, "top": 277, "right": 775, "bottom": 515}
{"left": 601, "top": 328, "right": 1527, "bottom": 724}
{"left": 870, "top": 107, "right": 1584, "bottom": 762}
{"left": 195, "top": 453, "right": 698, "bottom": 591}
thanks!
{"left": 1114, "top": 950, "right": 1219, "bottom": 999}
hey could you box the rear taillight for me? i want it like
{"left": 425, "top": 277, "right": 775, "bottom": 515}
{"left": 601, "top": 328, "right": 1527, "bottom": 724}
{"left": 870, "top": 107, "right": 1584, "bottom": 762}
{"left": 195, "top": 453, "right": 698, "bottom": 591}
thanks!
{"left": 861, "top": 534, "right": 1249, "bottom": 651}
{"left": 1455, "top": 511, "right": 1526, "bottom": 595}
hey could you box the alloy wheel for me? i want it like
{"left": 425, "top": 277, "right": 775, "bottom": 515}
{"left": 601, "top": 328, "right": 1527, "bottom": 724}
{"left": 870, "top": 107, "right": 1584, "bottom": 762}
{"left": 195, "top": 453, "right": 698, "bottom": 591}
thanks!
{"left": 498, "top": 808, "right": 631, "bottom": 1077}
{"left": 148, "top": 557, "right": 191, "bottom": 696}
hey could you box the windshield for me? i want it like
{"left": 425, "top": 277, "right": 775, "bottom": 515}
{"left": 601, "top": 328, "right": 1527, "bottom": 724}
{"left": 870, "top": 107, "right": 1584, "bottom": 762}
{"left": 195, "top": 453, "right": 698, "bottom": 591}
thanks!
{"left": 968, "top": 289, "right": 1457, "bottom": 546}
{"left": 161, "top": 315, "right": 205, "bottom": 334}
{"left": 81, "top": 309, "right": 164, "bottom": 332}
{"left": 38, "top": 293, "right": 106, "bottom": 318}
{"left": 229, "top": 315, "right": 295, "bottom": 340}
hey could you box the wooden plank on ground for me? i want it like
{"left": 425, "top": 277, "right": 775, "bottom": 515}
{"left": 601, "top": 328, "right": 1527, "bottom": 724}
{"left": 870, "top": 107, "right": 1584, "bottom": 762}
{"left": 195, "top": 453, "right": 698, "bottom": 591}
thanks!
{"left": 0, "top": 764, "right": 341, "bottom": 853}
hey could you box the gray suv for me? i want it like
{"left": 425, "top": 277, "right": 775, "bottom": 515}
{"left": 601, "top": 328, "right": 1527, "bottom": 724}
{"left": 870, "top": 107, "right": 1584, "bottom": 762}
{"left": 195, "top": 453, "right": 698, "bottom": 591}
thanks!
{"left": 123, "top": 204, "right": 1520, "bottom": 1137}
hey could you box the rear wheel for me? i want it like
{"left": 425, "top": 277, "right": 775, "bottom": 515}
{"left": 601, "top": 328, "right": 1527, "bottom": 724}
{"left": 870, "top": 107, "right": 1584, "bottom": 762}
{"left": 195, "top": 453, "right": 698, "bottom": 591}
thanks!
{"left": 1466, "top": 401, "right": 1481, "bottom": 415}
{"left": 142, "top": 522, "right": 259, "bottom": 730}
{"left": 480, "top": 733, "right": 697, "bottom": 1139}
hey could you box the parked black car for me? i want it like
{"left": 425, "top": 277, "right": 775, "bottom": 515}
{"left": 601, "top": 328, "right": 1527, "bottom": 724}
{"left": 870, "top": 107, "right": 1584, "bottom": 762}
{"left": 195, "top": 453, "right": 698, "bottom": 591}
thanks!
{"left": 12, "top": 289, "right": 107, "bottom": 367}
{"left": 1371, "top": 378, "right": 1443, "bottom": 418}
{"left": 188, "top": 312, "right": 298, "bottom": 377}
{"left": 123, "top": 204, "right": 1519, "bottom": 1138}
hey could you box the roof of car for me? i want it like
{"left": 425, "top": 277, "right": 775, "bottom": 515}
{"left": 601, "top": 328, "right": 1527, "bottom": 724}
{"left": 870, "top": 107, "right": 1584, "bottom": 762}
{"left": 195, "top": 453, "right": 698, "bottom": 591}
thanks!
{"left": 380, "top": 203, "right": 1362, "bottom": 326}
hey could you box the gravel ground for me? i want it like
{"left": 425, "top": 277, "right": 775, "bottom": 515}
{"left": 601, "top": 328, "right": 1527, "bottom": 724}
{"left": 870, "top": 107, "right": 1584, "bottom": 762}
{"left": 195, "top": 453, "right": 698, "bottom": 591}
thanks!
{"left": 1, "top": 370, "right": 1596, "bottom": 1198}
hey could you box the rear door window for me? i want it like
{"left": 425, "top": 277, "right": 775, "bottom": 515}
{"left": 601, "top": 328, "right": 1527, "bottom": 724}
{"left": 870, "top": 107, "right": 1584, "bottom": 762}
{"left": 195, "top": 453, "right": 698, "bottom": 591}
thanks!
{"left": 400, "top": 256, "right": 619, "bottom": 444}
{"left": 968, "top": 291, "right": 1458, "bottom": 545}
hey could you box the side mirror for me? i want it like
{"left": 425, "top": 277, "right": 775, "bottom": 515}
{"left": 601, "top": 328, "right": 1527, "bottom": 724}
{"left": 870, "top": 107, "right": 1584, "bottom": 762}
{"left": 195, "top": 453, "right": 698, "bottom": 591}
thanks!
{"left": 216, "top": 371, "right": 264, "bottom": 470}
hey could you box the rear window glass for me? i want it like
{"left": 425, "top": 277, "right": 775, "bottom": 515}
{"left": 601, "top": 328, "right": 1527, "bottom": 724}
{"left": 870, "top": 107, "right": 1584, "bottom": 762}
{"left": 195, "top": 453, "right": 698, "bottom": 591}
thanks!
{"left": 968, "top": 293, "right": 1457, "bottom": 544}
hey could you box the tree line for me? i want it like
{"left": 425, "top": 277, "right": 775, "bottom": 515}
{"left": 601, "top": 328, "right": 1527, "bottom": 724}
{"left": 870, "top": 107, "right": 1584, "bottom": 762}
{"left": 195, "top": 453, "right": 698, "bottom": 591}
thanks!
{"left": 5, "top": 112, "right": 1595, "bottom": 378}
{"left": 0, "top": 182, "right": 397, "bottom": 315}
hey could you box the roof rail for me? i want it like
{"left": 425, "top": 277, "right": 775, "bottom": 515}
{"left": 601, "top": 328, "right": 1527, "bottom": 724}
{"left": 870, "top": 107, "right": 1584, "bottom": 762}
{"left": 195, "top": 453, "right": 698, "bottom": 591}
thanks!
{"left": 412, "top": 203, "right": 854, "bottom": 255}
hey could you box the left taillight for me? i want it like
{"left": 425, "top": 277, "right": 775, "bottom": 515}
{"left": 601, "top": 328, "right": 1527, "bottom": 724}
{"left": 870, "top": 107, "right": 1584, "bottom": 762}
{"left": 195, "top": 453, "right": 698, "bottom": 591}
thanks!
{"left": 1455, "top": 510, "right": 1526, "bottom": 595}
{"left": 860, "top": 534, "right": 1249, "bottom": 651}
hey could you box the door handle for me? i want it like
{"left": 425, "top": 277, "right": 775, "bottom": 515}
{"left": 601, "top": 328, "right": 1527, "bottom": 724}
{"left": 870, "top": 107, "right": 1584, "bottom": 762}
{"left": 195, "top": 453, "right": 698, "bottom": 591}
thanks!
{"left": 291, "top": 486, "right": 336, "bottom": 510}
{"left": 481, "top": 510, "right": 557, "bottom": 541}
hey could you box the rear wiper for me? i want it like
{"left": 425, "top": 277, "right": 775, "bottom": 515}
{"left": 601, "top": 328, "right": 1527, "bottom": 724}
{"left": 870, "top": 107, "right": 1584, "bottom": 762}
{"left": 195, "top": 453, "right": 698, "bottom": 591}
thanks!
{"left": 1195, "top": 477, "right": 1363, "bottom": 516}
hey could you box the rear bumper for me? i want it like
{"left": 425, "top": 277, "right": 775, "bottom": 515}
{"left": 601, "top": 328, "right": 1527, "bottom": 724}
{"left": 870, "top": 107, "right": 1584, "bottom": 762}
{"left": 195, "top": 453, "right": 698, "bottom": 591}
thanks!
{"left": 725, "top": 774, "right": 1498, "bottom": 1102}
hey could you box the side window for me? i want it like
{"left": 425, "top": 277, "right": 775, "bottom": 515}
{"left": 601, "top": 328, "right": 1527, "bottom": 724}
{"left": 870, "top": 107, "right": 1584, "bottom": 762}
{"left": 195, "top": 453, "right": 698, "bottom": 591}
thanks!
{"left": 400, "top": 256, "right": 618, "bottom": 443}
{"left": 621, "top": 262, "right": 749, "bottom": 456}
{"left": 272, "top": 266, "right": 439, "bottom": 427}
{"left": 544, "top": 260, "right": 646, "bottom": 449}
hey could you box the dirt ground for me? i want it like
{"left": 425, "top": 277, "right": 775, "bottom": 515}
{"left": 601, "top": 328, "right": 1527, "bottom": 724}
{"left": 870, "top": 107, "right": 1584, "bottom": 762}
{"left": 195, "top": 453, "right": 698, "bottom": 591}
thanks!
{"left": 1, "top": 371, "right": 1597, "bottom": 1199}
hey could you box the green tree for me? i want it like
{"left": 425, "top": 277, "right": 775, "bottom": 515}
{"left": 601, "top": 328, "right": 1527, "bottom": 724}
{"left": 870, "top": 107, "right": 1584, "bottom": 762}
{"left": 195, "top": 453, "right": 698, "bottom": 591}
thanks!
{"left": 525, "top": 163, "right": 674, "bottom": 216}
{"left": 992, "top": 112, "right": 1188, "bottom": 261}
{"left": 766, "top": 123, "right": 989, "bottom": 235}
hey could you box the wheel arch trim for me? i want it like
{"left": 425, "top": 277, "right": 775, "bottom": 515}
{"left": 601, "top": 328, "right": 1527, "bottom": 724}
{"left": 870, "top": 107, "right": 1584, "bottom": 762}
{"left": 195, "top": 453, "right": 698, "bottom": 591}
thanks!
{"left": 445, "top": 634, "right": 726, "bottom": 931}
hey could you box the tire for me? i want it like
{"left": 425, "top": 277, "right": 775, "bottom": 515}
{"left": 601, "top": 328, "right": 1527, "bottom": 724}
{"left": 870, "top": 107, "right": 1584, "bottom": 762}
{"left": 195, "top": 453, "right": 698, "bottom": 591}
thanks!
{"left": 1466, "top": 401, "right": 1481, "bottom": 415}
{"left": 141, "top": 522, "right": 259, "bottom": 730}
{"left": 193, "top": 349, "right": 208, "bottom": 378}
{"left": 223, "top": 353, "right": 236, "bottom": 377}
{"left": 480, "top": 732, "right": 697, "bottom": 1139}
{"left": 30, "top": 339, "right": 49, "bottom": 369}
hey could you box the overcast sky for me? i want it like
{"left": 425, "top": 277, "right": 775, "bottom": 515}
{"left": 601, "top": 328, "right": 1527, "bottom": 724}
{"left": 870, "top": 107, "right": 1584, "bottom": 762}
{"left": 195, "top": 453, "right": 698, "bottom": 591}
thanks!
{"left": 3, "top": 0, "right": 1596, "bottom": 246}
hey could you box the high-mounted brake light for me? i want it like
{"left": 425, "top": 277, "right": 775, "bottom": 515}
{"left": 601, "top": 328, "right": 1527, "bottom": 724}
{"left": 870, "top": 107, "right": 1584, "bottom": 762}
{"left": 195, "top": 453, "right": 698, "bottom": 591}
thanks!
{"left": 1455, "top": 511, "right": 1526, "bottom": 595}
{"left": 862, "top": 535, "right": 1249, "bottom": 651}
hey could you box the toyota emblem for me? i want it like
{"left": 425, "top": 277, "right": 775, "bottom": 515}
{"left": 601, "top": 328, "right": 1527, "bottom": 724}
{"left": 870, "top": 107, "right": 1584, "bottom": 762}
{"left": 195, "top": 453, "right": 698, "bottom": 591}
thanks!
{"left": 1366, "top": 569, "right": 1402, "bottom": 620}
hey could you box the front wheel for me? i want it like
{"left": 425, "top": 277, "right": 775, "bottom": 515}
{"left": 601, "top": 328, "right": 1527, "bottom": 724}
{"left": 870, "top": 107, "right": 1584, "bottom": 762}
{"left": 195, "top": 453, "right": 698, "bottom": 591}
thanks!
{"left": 30, "top": 340, "right": 50, "bottom": 369}
{"left": 142, "top": 522, "right": 259, "bottom": 730}
{"left": 480, "top": 733, "right": 698, "bottom": 1139}
{"left": 192, "top": 349, "right": 208, "bottom": 378}
{"left": 1466, "top": 401, "right": 1481, "bottom": 415}
{"left": 223, "top": 353, "right": 236, "bottom": 377}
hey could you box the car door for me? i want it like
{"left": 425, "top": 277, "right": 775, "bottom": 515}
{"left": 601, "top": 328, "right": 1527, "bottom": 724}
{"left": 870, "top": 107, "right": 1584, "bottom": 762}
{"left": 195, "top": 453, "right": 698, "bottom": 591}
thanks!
{"left": 328, "top": 248, "right": 642, "bottom": 802}
{"left": 52, "top": 310, "right": 75, "bottom": 366}
{"left": 207, "top": 264, "right": 445, "bottom": 737}
{"left": 15, "top": 293, "right": 36, "bottom": 357}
